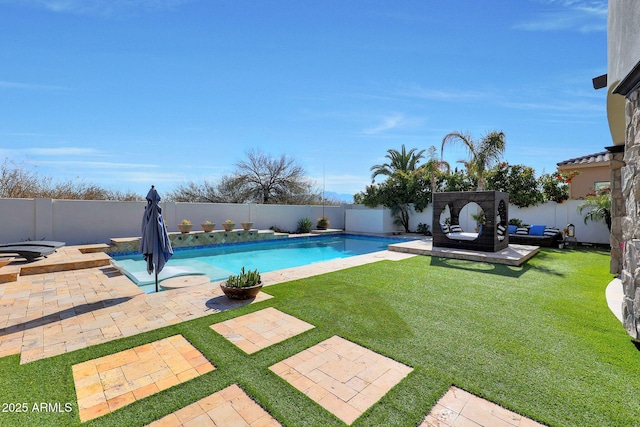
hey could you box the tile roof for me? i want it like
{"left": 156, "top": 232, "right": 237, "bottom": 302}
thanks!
{"left": 557, "top": 151, "right": 610, "bottom": 167}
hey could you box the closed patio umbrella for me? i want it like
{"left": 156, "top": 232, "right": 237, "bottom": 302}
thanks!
{"left": 140, "top": 185, "right": 173, "bottom": 292}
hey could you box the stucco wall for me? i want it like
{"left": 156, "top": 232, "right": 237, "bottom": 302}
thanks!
{"left": 558, "top": 164, "right": 611, "bottom": 199}
{"left": 608, "top": 0, "right": 640, "bottom": 85}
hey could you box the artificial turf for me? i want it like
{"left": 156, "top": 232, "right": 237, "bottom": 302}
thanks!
{"left": 0, "top": 247, "right": 638, "bottom": 426}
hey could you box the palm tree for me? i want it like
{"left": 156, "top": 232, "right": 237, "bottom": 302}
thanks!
{"left": 424, "top": 146, "right": 450, "bottom": 194}
{"left": 578, "top": 192, "right": 612, "bottom": 231}
{"left": 370, "top": 145, "right": 426, "bottom": 183}
{"left": 441, "top": 130, "right": 506, "bottom": 191}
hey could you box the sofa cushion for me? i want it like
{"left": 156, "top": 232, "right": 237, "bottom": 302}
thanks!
{"left": 544, "top": 227, "right": 561, "bottom": 236}
{"left": 529, "top": 225, "right": 546, "bottom": 236}
{"left": 508, "top": 225, "right": 517, "bottom": 234}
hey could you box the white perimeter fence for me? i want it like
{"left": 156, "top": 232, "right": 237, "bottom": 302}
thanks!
{"left": 0, "top": 198, "right": 610, "bottom": 246}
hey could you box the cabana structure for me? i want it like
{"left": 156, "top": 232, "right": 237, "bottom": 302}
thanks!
{"left": 432, "top": 191, "right": 509, "bottom": 252}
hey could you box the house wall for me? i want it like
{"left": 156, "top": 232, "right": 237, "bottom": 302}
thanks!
{"left": 608, "top": 0, "right": 640, "bottom": 146}
{"left": 558, "top": 164, "right": 611, "bottom": 199}
{"left": 608, "top": 1, "right": 640, "bottom": 87}
{"left": 620, "top": 90, "right": 640, "bottom": 339}
{"left": 608, "top": 0, "right": 640, "bottom": 339}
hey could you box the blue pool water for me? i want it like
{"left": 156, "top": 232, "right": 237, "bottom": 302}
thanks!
{"left": 111, "top": 234, "right": 413, "bottom": 293}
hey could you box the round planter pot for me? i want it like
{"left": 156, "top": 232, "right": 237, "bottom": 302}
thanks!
{"left": 220, "top": 283, "right": 263, "bottom": 300}
{"left": 178, "top": 224, "right": 193, "bottom": 233}
{"left": 201, "top": 223, "right": 215, "bottom": 232}
{"left": 241, "top": 222, "right": 254, "bottom": 230}
{"left": 222, "top": 223, "right": 235, "bottom": 231}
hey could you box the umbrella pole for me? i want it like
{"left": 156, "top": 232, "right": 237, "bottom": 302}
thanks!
{"left": 155, "top": 270, "right": 159, "bottom": 293}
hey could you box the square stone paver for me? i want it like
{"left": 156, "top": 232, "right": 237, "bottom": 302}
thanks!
{"left": 269, "top": 335, "right": 412, "bottom": 425}
{"left": 147, "top": 383, "right": 281, "bottom": 427}
{"left": 210, "top": 307, "right": 315, "bottom": 354}
{"left": 72, "top": 334, "right": 215, "bottom": 422}
{"left": 420, "top": 386, "right": 547, "bottom": 427}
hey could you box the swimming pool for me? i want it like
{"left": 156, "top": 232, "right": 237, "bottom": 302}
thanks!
{"left": 111, "top": 234, "right": 414, "bottom": 293}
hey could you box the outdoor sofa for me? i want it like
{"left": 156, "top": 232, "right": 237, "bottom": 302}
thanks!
{"left": 508, "top": 225, "right": 563, "bottom": 247}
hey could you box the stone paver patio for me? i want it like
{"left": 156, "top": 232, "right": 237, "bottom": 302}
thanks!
{"left": 0, "top": 248, "right": 410, "bottom": 364}
{"left": 420, "top": 386, "right": 546, "bottom": 427}
{"left": 269, "top": 335, "right": 413, "bottom": 425}
{"left": 147, "top": 384, "right": 281, "bottom": 427}
{"left": 72, "top": 334, "right": 215, "bottom": 422}
{"left": 211, "top": 307, "right": 315, "bottom": 354}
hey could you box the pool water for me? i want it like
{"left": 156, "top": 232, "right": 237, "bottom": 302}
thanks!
{"left": 111, "top": 234, "right": 413, "bottom": 293}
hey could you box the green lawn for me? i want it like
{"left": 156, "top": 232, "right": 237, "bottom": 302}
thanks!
{"left": 1, "top": 248, "right": 639, "bottom": 426}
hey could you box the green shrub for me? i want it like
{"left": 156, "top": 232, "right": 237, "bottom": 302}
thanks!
{"left": 508, "top": 218, "right": 527, "bottom": 227}
{"left": 226, "top": 267, "right": 261, "bottom": 288}
{"left": 416, "top": 223, "right": 431, "bottom": 235}
{"left": 297, "top": 217, "right": 313, "bottom": 233}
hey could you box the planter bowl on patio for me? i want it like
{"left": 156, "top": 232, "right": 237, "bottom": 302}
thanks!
{"left": 220, "top": 283, "right": 263, "bottom": 300}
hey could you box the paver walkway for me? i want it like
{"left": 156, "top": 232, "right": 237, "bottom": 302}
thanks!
{"left": 147, "top": 384, "right": 281, "bottom": 427}
{"left": 420, "top": 386, "right": 546, "bottom": 427}
{"left": 211, "top": 307, "right": 315, "bottom": 354}
{"left": 0, "top": 266, "right": 272, "bottom": 364}
{"left": 72, "top": 334, "right": 215, "bottom": 421}
{"left": 270, "top": 335, "right": 413, "bottom": 425}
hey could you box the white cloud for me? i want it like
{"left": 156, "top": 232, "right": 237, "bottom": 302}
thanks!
{"left": 501, "top": 99, "right": 602, "bottom": 114}
{"left": 32, "top": 160, "right": 157, "bottom": 169}
{"left": 2, "top": 0, "right": 193, "bottom": 17}
{"left": 391, "top": 83, "right": 490, "bottom": 102}
{"left": 0, "top": 80, "right": 67, "bottom": 90}
{"left": 27, "top": 147, "right": 104, "bottom": 156}
{"left": 514, "top": 0, "right": 607, "bottom": 33}
{"left": 310, "top": 173, "right": 370, "bottom": 195}
{"left": 363, "top": 114, "right": 406, "bottom": 135}
{"left": 115, "top": 170, "right": 187, "bottom": 184}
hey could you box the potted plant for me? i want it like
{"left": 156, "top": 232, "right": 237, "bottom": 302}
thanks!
{"left": 201, "top": 221, "right": 215, "bottom": 232}
{"left": 220, "top": 267, "right": 263, "bottom": 300}
{"left": 317, "top": 216, "right": 330, "bottom": 230}
{"left": 240, "top": 222, "right": 254, "bottom": 230}
{"left": 178, "top": 219, "right": 193, "bottom": 233}
{"left": 470, "top": 211, "right": 486, "bottom": 233}
{"left": 222, "top": 219, "right": 235, "bottom": 231}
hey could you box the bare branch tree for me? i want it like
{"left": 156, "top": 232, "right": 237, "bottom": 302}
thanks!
{"left": 234, "top": 150, "right": 317, "bottom": 204}
{"left": 0, "top": 159, "right": 48, "bottom": 198}
{"left": 166, "top": 180, "right": 222, "bottom": 203}
{"left": 0, "top": 158, "right": 143, "bottom": 200}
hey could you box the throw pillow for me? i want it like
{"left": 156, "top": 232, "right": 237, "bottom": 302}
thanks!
{"left": 515, "top": 227, "right": 529, "bottom": 235}
{"left": 450, "top": 224, "right": 463, "bottom": 233}
{"left": 544, "top": 227, "right": 561, "bottom": 236}
{"left": 441, "top": 223, "right": 450, "bottom": 234}
{"left": 529, "top": 225, "right": 546, "bottom": 236}
{"left": 497, "top": 224, "right": 506, "bottom": 236}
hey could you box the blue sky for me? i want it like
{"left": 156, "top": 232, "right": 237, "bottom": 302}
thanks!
{"left": 0, "top": 0, "right": 608, "bottom": 201}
